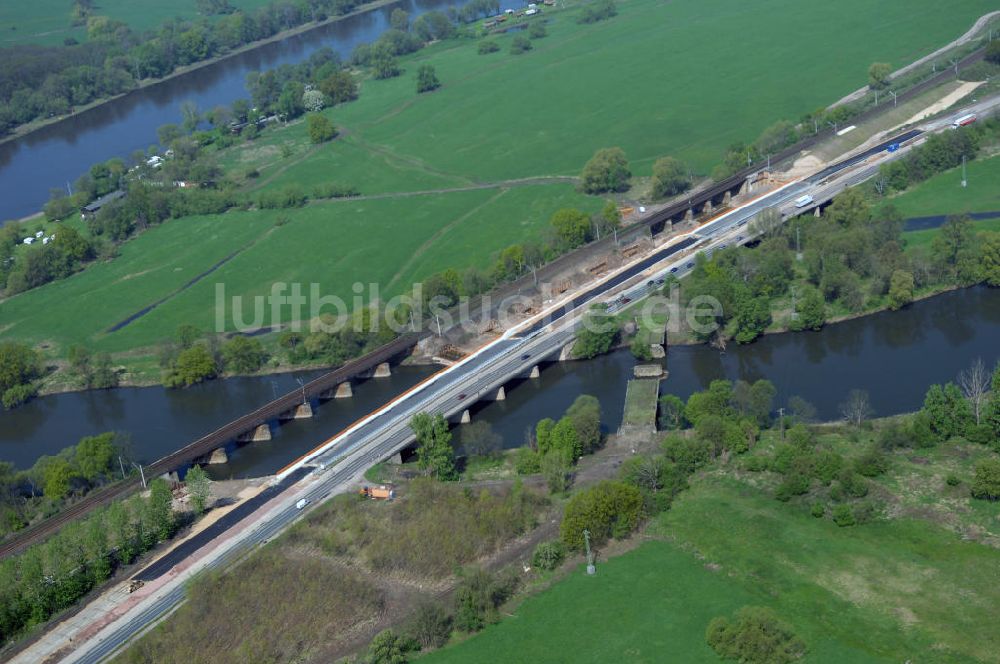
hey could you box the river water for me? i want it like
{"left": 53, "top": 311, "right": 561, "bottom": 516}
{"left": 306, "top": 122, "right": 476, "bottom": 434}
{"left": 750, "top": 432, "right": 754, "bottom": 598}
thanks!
{"left": 0, "top": 0, "right": 521, "bottom": 222}
{"left": 2, "top": 286, "right": 998, "bottom": 478}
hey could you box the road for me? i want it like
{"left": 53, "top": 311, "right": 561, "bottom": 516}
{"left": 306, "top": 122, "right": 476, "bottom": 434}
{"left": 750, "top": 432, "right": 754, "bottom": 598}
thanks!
{"left": 44, "top": 96, "right": 1000, "bottom": 664}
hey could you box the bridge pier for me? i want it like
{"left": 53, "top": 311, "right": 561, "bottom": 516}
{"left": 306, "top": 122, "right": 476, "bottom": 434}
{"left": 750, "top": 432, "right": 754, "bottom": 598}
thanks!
{"left": 237, "top": 423, "right": 272, "bottom": 442}
{"left": 684, "top": 208, "right": 694, "bottom": 223}
{"left": 490, "top": 386, "right": 506, "bottom": 401}
{"left": 373, "top": 362, "right": 391, "bottom": 378}
{"left": 281, "top": 401, "right": 313, "bottom": 420}
{"left": 814, "top": 206, "right": 821, "bottom": 218}
{"left": 723, "top": 191, "right": 732, "bottom": 207}
{"left": 559, "top": 343, "right": 575, "bottom": 361}
{"left": 740, "top": 177, "right": 751, "bottom": 195}
{"left": 160, "top": 471, "right": 180, "bottom": 484}
{"left": 703, "top": 200, "right": 714, "bottom": 216}
{"left": 460, "top": 409, "right": 471, "bottom": 424}
{"left": 335, "top": 382, "right": 353, "bottom": 398}
{"left": 208, "top": 448, "right": 229, "bottom": 464}
{"left": 528, "top": 365, "right": 540, "bottom": 379}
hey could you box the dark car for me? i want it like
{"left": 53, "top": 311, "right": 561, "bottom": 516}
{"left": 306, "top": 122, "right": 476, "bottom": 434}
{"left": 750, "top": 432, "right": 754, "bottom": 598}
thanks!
{"left": 646, "top": 280, "right": 654, "bottom": 286}
{"left": 655, "top": 278, "right": 665, "bottom": 284}
{"left": 685, "top": 262, "right": 694, "bottom": 268}
{"left": 520, "top": 353, "right": 531, "bottom": 360}
{"left": 458, "top": 393, "right": 467, "bottom": 400}
{"left": 669, "top": 267, "right": 678, "bottom": 273}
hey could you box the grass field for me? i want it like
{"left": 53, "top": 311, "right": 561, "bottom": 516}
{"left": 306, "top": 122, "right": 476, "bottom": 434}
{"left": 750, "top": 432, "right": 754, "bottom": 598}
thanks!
{"left": 425, "top": 472, "right": 1000, "bottom": 664}
{"left": 891, "top": 153, "right": 1000, "bottom": 218}
{"left": 2, "top": 0, "right": 997, "bottom": 372}
{"left": 903, "top": 216, "right": 1000, "bottom": 250}
{"left": 0, "top": 0, "right": 274, "bottom": 46}
{"left": 0, "top": 184, "right": 597, "bottom": 354}
{"left": 620, "top": 378, "right": 658, "bottom": 430}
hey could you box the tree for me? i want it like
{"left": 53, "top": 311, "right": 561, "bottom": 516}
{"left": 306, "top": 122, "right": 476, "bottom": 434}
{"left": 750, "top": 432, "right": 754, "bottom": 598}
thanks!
{"left": 931, "top": 215, "right": 977, "bottom": 281}
{"left": 541, "top": 449, "right": 572, "bottom": 494}
{"left": 572, "top": 311, "right": 617, "bottom": 359}
{"left": 477, "top": 40, "right": 500, "bottom": 54}
{"left": 707, "top": 606, "right": 806, "bottom": 664}
{"left": 528, "top": 22, "right": 547, "bottom": 39}
{"left": 560, "top": 480, "right": 643, "bottom": 550}
{"left": 75, "top": 432, "right": 117, "bottom": 482}
{"left": 372, "top": 43, "right": 401, "bottom": 79}
{"left": 460, "top": 421, "right": 502, "bottom": 459}
{"left": 147, "top": 477, "right": 175, "bottom": 541}
{"left": 509, "top": 35, "right": 532, "bottom": 55}
{"left": 43, "top": 458, "right": 76, "bottom": 500}
{"left": 302, "top": 89, "right": 325, "bottom": 112}
{"left": 176, "top": 324, "right": 202, "bottom": 349}
{"left": 180, "top": 100, "right": 200, "bottom": 133}
{"left": 887, "top": 269, "right": 914, "bottom": 310}
{"left": 406, "top": 601, "right": 451, "bottom": 649}
{"left": 566, "top": 395, "right": 602, "bottom": 453}
{"left": 650, "top": 156, "right": 690, "bottom": 198}
{"left": 980, "top": 232, "right": 1000, "bottom": 287}
{"left": 971, "top": 458, "right": 1000, "bottom": 501}
{"left": 306, "top": 113, "right": 338, "bottom": 143}
{"left": 958, "top": 358, "right": 991, "bottom": 425}
{"left": 0, "top": 341, "right": 41, "bottom": 409}
{"left": 985, "top": 40, "right": 1000, "bottom": 66}
{"left": 921, "top": 382, "right": 971, "bottom": 441}
{"left": 790, "top": 285, "right": 826, "bottom": 331}
{"left": 868, "top": 62, "right": 892, "bottom": 90}
{"left": 222, "top": 336, "right": 267, "bottom": 373}
{"left": 318, "top": 71, "right": 358, "bottom": 105}
{"left": 550, "top": 208, "right": 592, "bottom": 249}
{"left": 410, "top": 412, "right": 457, "bottom": 480}
{"left": 839, "top": 389, "right": 872, "bottom": 427}
{"left": 453, "top": 568, "right": 514, "bottom": 632}
{"left": 185, "top": 464, "right": 211, "bottom": 515}
{"left": 367, "top": 629, "right": 410, "bottom": 664}
{"left": 416, "top": 64, "right": 440, "bottom": 93}
{"left": 390, "top": 8, "right": 410, "bottom": 32}
{"left": 658, "top": 394, "right": 685, "bottom": 430}
{"left": 165, "top": 344, "right": 217, "bottom": 387}
{"left": 580, "top": 147, "right": 630, "bottom": 194}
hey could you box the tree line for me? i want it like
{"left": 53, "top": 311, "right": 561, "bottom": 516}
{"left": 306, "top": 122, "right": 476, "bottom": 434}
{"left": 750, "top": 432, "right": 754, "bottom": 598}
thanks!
{"left": 0, "top": 0, "right": 378, "bottom": 135}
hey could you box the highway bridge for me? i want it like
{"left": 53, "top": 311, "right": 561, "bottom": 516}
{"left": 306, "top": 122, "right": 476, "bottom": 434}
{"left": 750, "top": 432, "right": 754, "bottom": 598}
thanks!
{"left": 43, "top": 88, "right": 1000, "bottom": 664}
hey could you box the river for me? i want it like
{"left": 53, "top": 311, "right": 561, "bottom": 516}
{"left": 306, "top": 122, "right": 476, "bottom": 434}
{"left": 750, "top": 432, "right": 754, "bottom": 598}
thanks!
{"left": 0, "top": 0, "right": 522, "bottom": 222}
{"left": 3, "top": 286, "right": 998, "bottom": 478}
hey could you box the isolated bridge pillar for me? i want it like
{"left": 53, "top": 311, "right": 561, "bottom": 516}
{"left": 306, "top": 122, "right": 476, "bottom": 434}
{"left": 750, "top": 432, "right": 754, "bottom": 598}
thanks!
{"left": 160, "top": 471, "right": 180, "bottom": 484}
{"left": 373, "top": 362, "right": 391, "bottom": 378}
{"left": 559, "top": 343, "right": 575, "bottom": 362}
{"left": 491, "top": 386, "right": 506, "bottom": 401}
{"left": 528, "top": 365, "right": 540, "bottom": 379}
{"left": 460, "top": 409, "right": 471, "bottom": 424}
{"left": 238, "top": 423, "right": 272, "bottom": 442}
{"left": 335, "top": 382, "right": 353, "bottom": 398}
{"left": 723, "top": 191, "right": 732, "bottom": 207}
{"left": 814, "top": 206, "right": 822, "bottom": 218}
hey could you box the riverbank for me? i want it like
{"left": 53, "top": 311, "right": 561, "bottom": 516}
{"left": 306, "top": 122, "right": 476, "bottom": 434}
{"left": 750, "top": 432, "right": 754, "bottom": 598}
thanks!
{"left": 0, "top": 0, "right": 409, "bottom": 151}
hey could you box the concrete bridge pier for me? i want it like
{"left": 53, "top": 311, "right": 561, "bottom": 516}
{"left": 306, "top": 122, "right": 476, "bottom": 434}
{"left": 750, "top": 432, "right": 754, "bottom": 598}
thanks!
{"left": 160, "top": 471, "right": 180, "bottom": 484}
{"left": 373, "top": 362, "right": 391, "bottom": 378}
{"left": 703, "top": 200, "right": 714, "bottom": 216}
{"left": 237, "top": 423, "right": 272, "bottom": 442}
{"left": 559, "top": 344, "right": 575, "bottom": 361}
{"left": 208, "top": 448, "right": 228, "bottom": 464}
{"left": 723, "top": 191, "right": 732, "bottom": 207}
{"left": 740, "top": 177, "right": 752, "bottom": 195}
{"left": 814, "top": 206, "right": 822, "bottom": 218}
{"left": 281, "top": 401, "right": 314, "bottom": 420}
{"left": 528, "top": 365, "right": 540, "bottom": 379}
{"left": 684, "top": 208, "right": 694, "bottom": 223}
{"left": 490, "top": 386, "right": 506, "bottom": 401}
{"left": 460, "top": 409, "right": 471, "bottom": 424}
{"left": 334, "top": 382, "right": 353, "bottom": 398}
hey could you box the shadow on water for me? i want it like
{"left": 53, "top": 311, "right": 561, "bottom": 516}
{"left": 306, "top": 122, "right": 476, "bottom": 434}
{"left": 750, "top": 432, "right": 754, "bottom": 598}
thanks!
{"left": 2, "top": 287, "right": 999, "bottom": 477}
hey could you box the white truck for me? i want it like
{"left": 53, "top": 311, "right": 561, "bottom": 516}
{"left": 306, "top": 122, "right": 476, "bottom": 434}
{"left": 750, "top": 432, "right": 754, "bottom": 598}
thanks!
{"left": 295, "top": 498, "right": 310, "bottom": 510}
{"left": 794, "top": 194, "right": 814, "bottom": 208}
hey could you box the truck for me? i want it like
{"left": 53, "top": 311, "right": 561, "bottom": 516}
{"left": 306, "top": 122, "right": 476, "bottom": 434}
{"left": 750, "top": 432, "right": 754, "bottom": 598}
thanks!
{"left": 794, "top": 194, "right": 814, "bottom": 208}
{"left": 360, "top": 485, "right": 395, "bottom": 500}
{"left": 952, "top": 113, "right": 977, "bottom": 129}
{"left": 295, "top": 498, "right": 310, "bottom": 510}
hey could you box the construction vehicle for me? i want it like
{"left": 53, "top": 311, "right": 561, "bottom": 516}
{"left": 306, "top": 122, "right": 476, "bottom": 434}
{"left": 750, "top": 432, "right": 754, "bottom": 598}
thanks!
{"left": 359, "top": 485, "right": 395, "bottom": 500}
{"left": 127, "top": 579, "right": 144, "bottom": 593}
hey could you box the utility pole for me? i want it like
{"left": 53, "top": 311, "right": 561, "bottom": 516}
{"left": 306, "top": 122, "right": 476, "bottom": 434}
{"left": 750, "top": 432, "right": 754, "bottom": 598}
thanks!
{"left": 132, "top": 462, "right": 147, "bottom": 489}
{"left": 296, "top": 377, "right": 306, "bottom": 404}
{"left": 747, "top": 149, "right": 752, "bottom": 167}
{"left": 962, "top": 155, "right": 967, "bottom": 188}
{"left": 796, "top": 226, "right": 802, "bottom": 261}
{"left": 777, "top": 407, "right": 785, "bottom": 442}
{"left": 118, "top": 456, "right": 127, "bottom": 481}
{"left": 583, "top": 529, "right": 595, "bottom": 575}
{"left": 434, "top": 313, "right": 442, "bottom": 336}
{"left": 950, "top": 58, "right": 959, "bottom": 76}
{"left": 889, "top": 90, "right": 897, "bottom": 107}
{"left": 874, "top": 89, "right": 879, "bottom": 106}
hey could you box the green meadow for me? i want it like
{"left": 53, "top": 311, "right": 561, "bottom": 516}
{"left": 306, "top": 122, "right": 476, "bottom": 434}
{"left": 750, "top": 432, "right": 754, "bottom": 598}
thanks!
{"left": 2, "top": 0, "right": 997, "bottom": 367}
{"left": 425, "top": 475, "right": 1000, "bottom": 664}
{"left": 891, "top": 153, "right": 1000, "bottom": 219}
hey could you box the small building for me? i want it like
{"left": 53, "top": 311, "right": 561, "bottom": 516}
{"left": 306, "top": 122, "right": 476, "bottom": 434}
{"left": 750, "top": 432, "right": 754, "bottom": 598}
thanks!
{"left": 80, "top": 189, "right": 126, "bottom": 219}
{"left": 34, "top": 230, "right": 44, "bottom": 238}
{"left": 22, "top": 237, "right": 33, "bottom": 245}
{"left": 525, "top": 8, "right": 538, "bottom": 15}
{"left": 42, "top": 237, "right": 51, "bottom": 245}
{"left": 146, "top": 155, "right": 164, "bottom": 169}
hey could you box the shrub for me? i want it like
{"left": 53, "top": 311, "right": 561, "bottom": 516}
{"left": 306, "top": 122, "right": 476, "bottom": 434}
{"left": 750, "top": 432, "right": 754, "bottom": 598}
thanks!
{"left": 306, "top": 113, "right": 338, "bottom": 143}
{"left": 774, "top": 473, "right": 810, "bottom": 502}
{"left": 706, "top": 606, "right": 806, "bottom": 664}
{"left": 510, "top": 35, "right": 532, "bottom": 55}
{"left": 528, "top": 22, "right": 547, "bottom": 38}
{"left": 531, "top": 541, "right": 565, "bottom": 571}
{"left": 514, "top": 447, "right": 542, "bottom": 474}
{"left": 477, "top": 40, "right": 500, "bottom": 54}
{"left": 810, "top": 502, "right": 825, "bottom": 518}
{"left": 580, "top": 146, "right": 630, "bottom": 194}
{"left": 971, "top": 458, "right": 1000, "bottom": 501}
{"left": 853, "top": 448, "right": 889, "bottom": 477}
{"left": 946, "top": 474, "right": 961, "bottom": 487}
{"left": 832, "top": 504, "right": 856, "bottom": 527}
{"left": 405, "top": 601, "right": 452, "bottom": 650}
{"left": 453, "top": 569, "right": 517, "bottom": 632}
{"left": 560, "top": 480, "right": 643, "bottom": 550}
